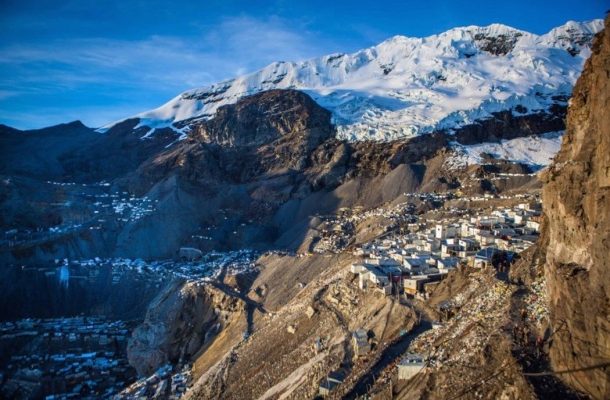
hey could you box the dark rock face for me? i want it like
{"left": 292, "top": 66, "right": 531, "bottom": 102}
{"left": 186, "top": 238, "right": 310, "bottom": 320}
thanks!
{"left": 59, "top": 118, "right": 179, "bottom": 182}
{"left": 0, "top": 118, "right": 179, "bottom": 183}
{"left": 0, "top": 121, "right": 96, "bottom": 178}
{"left": 134, "top": 90, "right": 334, "bottom": 187}
{"left": 475, "top": 33, "right": 522, "bottom": 55}
{"left": 192, "top": 89, "right": 333, "bottom": 148}
{"left": 541, "top": 18, "right": 610, "bottom": 399}
{"left": 452, "top": 108, "right": 566, "bottom": 145}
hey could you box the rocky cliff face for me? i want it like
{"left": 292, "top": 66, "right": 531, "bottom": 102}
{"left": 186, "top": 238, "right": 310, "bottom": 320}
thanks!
{"left": 541, "top": 17, "right": 610, "bottom": 399}
{"left": 127, "top": 280, "right": 245, "bottom": 376}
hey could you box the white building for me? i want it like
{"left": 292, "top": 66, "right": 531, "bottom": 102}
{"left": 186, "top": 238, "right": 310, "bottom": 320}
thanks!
{"left": 435, "top": 224, "right": 457, "bottom": 239}
{"left": 526, "top": 220, "right": 541, "bottom": 232}
{"left": 350, "top": 263, "right": 366, "bottom": 274}
{"left": 398, "top": 354, "right": 425, "bottom": 380}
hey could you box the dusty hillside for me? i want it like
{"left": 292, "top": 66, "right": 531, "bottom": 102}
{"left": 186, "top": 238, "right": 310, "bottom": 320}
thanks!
{"left": 395, "top": 269, "right": 536, "bottom": 400}
{"left": 185, "top": 254, "right": 417, "bottom": 400}
{"left": 541, "top": 16, "right": 610, "bottom": 399}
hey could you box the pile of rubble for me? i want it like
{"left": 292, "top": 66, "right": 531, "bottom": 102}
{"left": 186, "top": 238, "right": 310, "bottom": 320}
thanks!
{"left": 412, "top": 273, "right": 513, "bottom": 360}
{"left": 400, "top": 271, "right": 533, "bottom": 399}
{"left": 523, "top": 276, "right": 549, "bottom": 325}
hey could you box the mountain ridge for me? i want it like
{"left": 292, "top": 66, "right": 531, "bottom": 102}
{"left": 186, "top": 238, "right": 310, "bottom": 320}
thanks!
{"left": 100, "top": 19, "right": 603, "bottom": 142}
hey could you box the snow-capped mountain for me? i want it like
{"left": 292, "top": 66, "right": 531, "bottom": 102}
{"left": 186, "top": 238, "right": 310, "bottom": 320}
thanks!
{"left": 105, "top": 19, "right": 603, "bottom": 141}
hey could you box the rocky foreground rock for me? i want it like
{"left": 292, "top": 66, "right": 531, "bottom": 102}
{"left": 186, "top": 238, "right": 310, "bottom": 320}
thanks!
{"left": 541, "top": 16, "right": 610, "bottom": 399}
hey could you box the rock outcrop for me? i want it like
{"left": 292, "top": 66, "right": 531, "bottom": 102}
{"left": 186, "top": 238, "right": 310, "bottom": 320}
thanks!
{"left": 541, "top": 17, "right": 610, "bottom": 399}
{"left": 192, "top": 89, "right": 333, "bottom": 148}
{"left": 127, "top": 280, "right": 245, "bottom": 376}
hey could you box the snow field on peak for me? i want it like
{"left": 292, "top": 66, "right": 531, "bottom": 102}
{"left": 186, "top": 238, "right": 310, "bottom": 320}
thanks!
{"left": 105, "top": 20, "right": 602, "bottom": 142}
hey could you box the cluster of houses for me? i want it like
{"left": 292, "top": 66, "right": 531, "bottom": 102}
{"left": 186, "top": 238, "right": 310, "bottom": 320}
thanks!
{"left": 109, "top": 193, "right": 156, "bottom": 224}
{"left": 118, "top": 364, "right": 192, "bottom": 399}
{"left": 1, "top": 182, "right": 159, "bottom": 250}
{"left": 0, "top": 317, "right": 134, "bottom": 399}
{"left": 84, "top": 189, "right": 158, "bottom": 229}
{"left": 349, "top": 200, "right": 542, "bottom": 297}
{"left": 308, "top": 191, "right": 537, "bottom": 257}
{"left": 47, "top": 249, "right": 257, "bottom": 288}
{"left": 312, "top": 198, "right": 427, "bottom": 254}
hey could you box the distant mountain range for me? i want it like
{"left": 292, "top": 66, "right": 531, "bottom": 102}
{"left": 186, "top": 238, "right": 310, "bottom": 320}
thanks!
{"left": 102, "top": 19, "right": 603, "bottom": 142}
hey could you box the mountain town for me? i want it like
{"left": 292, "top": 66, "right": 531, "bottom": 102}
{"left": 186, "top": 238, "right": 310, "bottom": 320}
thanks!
{"left": 0, "top": 3, "right": 608, "bottom": 400}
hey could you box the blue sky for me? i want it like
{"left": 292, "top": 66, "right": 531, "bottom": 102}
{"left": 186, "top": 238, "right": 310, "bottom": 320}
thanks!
{"left": 0, "top": 0, "right": 607, "bottom": 129}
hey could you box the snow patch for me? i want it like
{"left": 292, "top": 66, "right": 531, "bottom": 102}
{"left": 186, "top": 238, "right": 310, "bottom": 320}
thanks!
{"left": 448, "top": 131, "right": 564, "bottom": 170}
{"left": 140, "top": 128, "right": 156, "bottom": 140}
